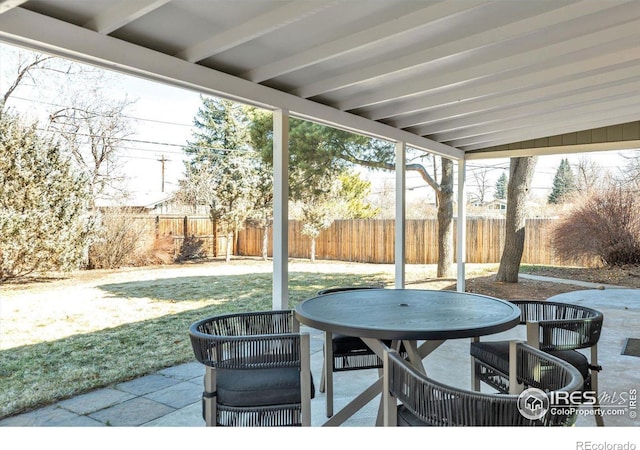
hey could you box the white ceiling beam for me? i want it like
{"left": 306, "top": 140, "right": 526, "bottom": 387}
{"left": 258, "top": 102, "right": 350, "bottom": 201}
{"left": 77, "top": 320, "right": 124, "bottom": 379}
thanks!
{"left": 338, "top": 17, "right": 640, "bottom": 111}
{"left": 451, "top": 103, "right": 640, "bottom": 151}
{"left": 432, "top": 92, "right": 640, "bottom": 143}
{"left": 174, "top": 1, "right": 336, "bottom": 63}
{"left": 466, "top": 139, "right": 640, "bottom": 160}
{"left": 452, "top": 105, "right": 640, "bottom": 150}
{"left": 291, "top": 0, "right": 625, "bottom": 99}
{"left": 243, "top": 0, "right": 487, "bottom": 83}
{"left": 0, "top": 0, "right": 27, "bottom": 14}
{"left": 392, "top": 63, "right": 640, "bottom": 130}
{"left": 83, "top": 0, "right": 170, "bottom": 34}
{"left": 365, "top": 46, "right": 640, "bottom": 122}
{"left": 0, "top": 7, "right": 462, "bottom": 160}
{"left": 413, "top": 76, "right": 640, "bottom": 138}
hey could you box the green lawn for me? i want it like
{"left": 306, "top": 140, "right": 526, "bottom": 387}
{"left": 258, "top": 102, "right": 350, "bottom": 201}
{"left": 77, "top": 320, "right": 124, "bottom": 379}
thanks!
{"left": 0, "top": 261, "right": 397, "bottom": 419}
{"left": 0, "top": 259, "right": 505, "bottom": 419}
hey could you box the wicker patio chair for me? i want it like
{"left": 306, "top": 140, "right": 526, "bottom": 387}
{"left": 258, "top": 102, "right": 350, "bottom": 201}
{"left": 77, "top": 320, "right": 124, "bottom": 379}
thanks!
{"left": 470, "top": 300, "right": 604, "bottom": 425}
{"left": 189, "top": 309, "right": 314, "bottom": 426}
{"left": 316, "top": 285, "right": 407, "bottom": 417}
{"left": 383, "top": 342, "right": 583, "bottom": 426}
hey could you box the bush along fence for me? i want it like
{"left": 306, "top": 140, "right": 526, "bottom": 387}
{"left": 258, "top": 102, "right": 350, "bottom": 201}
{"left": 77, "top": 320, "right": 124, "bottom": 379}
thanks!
{"left": 136, "top": 215, "right": 595, "bottom": 266}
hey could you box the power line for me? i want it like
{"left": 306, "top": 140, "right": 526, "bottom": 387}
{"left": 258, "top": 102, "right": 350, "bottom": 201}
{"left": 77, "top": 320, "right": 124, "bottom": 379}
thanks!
{"left": 35, "top": 126, "right": 260, "bottom": 156}
{"left": 7, "top": 95, "right": 195, "bottom": 128}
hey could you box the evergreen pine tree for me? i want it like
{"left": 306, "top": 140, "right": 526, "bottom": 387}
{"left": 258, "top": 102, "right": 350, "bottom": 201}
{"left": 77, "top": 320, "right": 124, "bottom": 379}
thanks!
{"left": 495, "top": 171, "right": 507, "bottom": 200}
{"left": 548, "top": 158, "right": 577, "bottom": 204}
{"left": 180, "top": 97, "right": 258, "bottom": 262}
{"left": 0, "top": 112, "right": 92, "bottom": 280}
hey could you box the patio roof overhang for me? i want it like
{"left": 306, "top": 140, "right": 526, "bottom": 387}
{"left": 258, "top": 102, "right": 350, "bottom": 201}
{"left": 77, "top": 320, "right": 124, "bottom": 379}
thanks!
{"left": 2, "top": 0, "right": 640, "bottom": 306}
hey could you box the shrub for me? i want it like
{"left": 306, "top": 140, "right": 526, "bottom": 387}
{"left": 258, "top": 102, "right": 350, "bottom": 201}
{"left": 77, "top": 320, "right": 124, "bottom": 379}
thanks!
{"left": 0, "top": 113, "right": 92, "bottom": 281}
{"left": 176, "top": 235, "right": 207, "bottom": 262}
{"left": 87, "top": 212, "right": 178, "bottom": 269}
{"left": 551, "top": 186, "right": 640, "bottom": 266}
{"left": 88, "top": 212, "right": 151, "bottom": 269}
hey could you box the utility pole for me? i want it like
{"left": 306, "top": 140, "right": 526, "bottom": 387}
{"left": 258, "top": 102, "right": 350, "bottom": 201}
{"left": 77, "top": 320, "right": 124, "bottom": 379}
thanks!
{"left": 157, "top": 155, "right": 169, "bottom": 192}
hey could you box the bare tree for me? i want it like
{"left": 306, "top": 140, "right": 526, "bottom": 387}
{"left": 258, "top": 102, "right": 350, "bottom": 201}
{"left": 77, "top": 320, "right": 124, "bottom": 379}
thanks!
{"left": 48, "top": 87, "right": 136, "bottom": 202}
{"left": 469, "top": 166, "right": 491, "bottom": 206}
{"left": 1, "top": 44, "right": 136, "bottom": 204}
{"left": 1, "top": 44, "right": 81, "bottom": 113}
{"left": 370, "top": 178, "right": 396, "bottom": 219}
{"left": 496, "top": 156, "right": 538, "bottom": 283}
{"left": 619, "top": 150, "right": 640, "bottom": 190}
{"left": 1, "top": 53, "right": 53, "bottom": 109}
{"left": 574, "top": 155, "right": 602, "bottom": 195}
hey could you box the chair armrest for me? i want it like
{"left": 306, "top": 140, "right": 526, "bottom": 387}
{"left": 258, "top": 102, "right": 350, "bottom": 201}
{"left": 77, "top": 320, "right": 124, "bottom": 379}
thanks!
{"left": 528, "top": 316, "right": 603, "bottom": 351}
{"left": 190, "top": 331, "right": 305, "bottom": 369}
{"left": 191, "top": 309, "right": 295, "bottom": 336}
{"left": 512, "top": 300, "right": 603, "bottom": 351}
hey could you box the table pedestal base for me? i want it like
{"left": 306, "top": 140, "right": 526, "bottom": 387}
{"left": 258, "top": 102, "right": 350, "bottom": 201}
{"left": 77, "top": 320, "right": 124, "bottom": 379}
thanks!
{"left": 321, "top": 339, "right": 445, "bottom": 426}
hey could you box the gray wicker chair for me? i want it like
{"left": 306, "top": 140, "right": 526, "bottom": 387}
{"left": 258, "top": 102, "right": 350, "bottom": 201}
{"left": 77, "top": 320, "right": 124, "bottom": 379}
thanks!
{"left": 383, "top": 342, "right": 583, "bottom": 426}
{"left": 470, "top": 300, "right": 604, "bottom": 425}
{"left": 317, "top": 285, "right": 407, "bottom": 417}
{"left": 189, "top": 310, "right": 313, "bottom": 426}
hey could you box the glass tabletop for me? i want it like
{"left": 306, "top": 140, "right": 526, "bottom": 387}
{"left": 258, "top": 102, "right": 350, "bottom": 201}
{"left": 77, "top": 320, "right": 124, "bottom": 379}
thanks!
{"left": 294, "top": 288, "right": 521, "bottom": 341}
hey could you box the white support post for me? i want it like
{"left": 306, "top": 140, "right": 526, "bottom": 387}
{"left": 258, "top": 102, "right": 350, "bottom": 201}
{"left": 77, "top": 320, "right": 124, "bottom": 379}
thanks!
{"left": 273, "top": 109, "right": 289, "bottom": 310}
{"left": 456, "top": 159, "right": 467, "bottom": 292}
{"left": 395, "top": 141, "right": 406, "bottom": 289}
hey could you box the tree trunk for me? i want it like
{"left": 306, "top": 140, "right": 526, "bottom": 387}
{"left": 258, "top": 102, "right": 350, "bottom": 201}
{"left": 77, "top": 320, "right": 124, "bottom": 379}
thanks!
{"left": 348, "top": 155, "right": 454, "bottom": 278}
{"left": 212, "top": 217, "right": 218, "bottom": 258}
{"left": 436, "top": 158, "right": 455, "bottom": 278}
{"left": 225, "top": 232, "right": 233, "bottom": 263}
{"left": 496, "top": 156, "right": 538, "bottom": 283}
{"left": 262, "top": 224, "right": 269, "bottom": 261}
{"left": 310, "top": 237, "right": 316, "bottom": 263}
{"left": 234, "top": 225, "right": 238, "bottom": 256}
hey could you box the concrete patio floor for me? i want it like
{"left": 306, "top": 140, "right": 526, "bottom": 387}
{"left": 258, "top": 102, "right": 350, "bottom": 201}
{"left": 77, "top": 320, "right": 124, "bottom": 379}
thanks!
{"left": 1, "top": 285, "right": 638, "bottom": 431}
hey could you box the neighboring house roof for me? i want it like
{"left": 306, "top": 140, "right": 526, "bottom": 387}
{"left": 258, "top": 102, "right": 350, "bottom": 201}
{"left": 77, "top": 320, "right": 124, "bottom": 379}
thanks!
{"left": 95, "top": 192, "right": 174, "bottom": 211}
{"left": 485, "top": 199, "right": 507, "bottom": 209}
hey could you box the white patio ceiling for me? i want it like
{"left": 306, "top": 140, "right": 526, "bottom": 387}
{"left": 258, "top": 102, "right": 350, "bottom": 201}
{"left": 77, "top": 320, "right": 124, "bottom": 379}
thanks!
{"left": 2, "top": 0, "right": 640, "bottom": 161}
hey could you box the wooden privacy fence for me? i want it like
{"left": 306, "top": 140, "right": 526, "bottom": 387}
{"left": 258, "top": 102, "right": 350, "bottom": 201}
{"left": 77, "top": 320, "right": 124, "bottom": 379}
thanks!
{"left": 140, "top": 215, "right": 585, "bottom": 266}
{"left": 131, "top": 214, "right": 229, "bottom": 258}
{"left": 237, "top": 217, "right": 576, "bottom": 266}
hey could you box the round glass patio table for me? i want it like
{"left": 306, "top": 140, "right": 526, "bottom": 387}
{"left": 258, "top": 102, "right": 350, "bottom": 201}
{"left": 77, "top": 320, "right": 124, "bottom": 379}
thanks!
{"left": 295, "top": 288, "right": 520, "bottom": 340}
{"left": 294, "top": 288, "right": 521, "bottom": 426}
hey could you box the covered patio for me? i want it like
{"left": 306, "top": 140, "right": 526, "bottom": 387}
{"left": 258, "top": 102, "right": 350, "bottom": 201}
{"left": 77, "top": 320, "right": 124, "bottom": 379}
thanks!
{"left": 1, "top": 0, "right": 639, "bottom": 436}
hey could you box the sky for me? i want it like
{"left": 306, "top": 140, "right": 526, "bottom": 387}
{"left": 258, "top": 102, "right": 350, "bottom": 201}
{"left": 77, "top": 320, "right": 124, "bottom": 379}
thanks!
{"left": 0, "top": 42, "right": 203, "bottom": 196}
{"left": 1, "top": 42, "right": 636, "bottom": 204}
{"left": 108, "top": 76, "right": 203, "bottom": 194}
